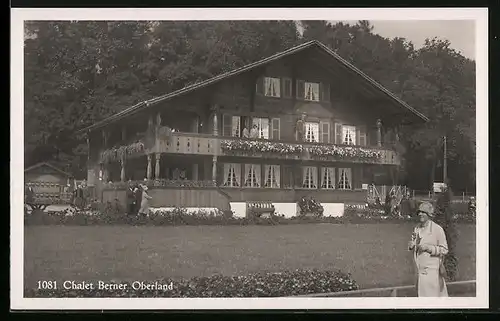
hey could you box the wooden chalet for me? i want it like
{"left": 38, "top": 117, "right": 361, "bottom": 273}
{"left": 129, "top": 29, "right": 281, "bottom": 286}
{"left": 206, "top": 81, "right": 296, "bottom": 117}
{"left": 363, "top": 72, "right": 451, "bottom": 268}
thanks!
{"left": 76, "top": 40, "right": 428, "bottom": 217}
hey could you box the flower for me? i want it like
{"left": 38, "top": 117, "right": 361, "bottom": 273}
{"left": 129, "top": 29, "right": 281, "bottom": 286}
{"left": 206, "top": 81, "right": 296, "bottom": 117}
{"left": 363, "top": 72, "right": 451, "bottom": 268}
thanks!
{"left": 221, "top": 139, "right": 382, "bottom": 160}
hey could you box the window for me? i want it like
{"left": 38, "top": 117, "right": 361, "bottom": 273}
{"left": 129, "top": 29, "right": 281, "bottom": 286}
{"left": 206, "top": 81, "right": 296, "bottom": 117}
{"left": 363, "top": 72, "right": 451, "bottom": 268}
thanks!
{"left": 283, "top": 78, "right": 292, "bottom": 98}
{"left": 304, "top": 82, "right": 320, "bottom": 101}
{"left": 223, "top": 163, "right": 241, "bottom": 187}
{"left": 302, "top": 166, "right": 318, "bottom": 189}
{"left": 337, "top": 168, "right": 352, "bottom": 190}
{"left": 222, "top": 115, "right": 241, "bottom": 137}
{"left": 320, "top": 121, "right": 330, "bottom": 143}
{"left": 264, "top": 165, "right": 280, "bottom": 188}
{"left": 342, "top": 125, "right": 356, "bottom": 145}
{"left": 244, "top": 164, "right": 261, "bottom": 187}
{"left": 264, "top": 77, "right": 280, "bottom": 97}
{"left": 321, "top": 167, "right": 335, "bottom": 189}
{"left": 252, "top": 117, "right": 270, "bottom": 139}
{"left": 304, "top": 122, "right": 320, "bottom": 143}
{"left": 282, "top": 165, "right": 294, "bottom": 189}
{"left": 271, "top": 118, "right": 280, "bottom": 140}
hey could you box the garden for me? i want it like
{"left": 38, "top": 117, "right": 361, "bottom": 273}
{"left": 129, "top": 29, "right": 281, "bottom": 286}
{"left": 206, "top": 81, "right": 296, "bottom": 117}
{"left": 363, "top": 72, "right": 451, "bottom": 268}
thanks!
{"left": 24, "top": 193, "right": 476, "bottom": 298}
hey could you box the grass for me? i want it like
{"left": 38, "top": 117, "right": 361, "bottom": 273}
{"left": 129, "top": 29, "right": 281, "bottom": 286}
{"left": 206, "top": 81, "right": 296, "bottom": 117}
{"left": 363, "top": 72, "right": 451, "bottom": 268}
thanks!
{"left": 24, "top": 223, "right": 475, "bottom": 291}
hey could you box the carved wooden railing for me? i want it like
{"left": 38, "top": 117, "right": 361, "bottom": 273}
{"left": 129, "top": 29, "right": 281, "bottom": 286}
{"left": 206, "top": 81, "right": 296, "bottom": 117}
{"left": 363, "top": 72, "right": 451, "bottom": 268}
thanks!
{"left": 126, "top": 131, "right": 401, "bottom": 165}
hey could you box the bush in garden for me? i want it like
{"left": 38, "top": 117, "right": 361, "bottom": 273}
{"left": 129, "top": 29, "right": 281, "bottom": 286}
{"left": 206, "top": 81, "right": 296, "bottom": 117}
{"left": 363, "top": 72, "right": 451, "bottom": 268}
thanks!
{"left": 24, "top": 202, "right": 475, "bottom": 226}
{"left": 25, "top": 269, "right": 358, "bottom": 298}
{"left": 297, "top": 197, "right": 324, "bottom": 218}
{"left": 434, "top": 188, "right": 459, "bottom": 281}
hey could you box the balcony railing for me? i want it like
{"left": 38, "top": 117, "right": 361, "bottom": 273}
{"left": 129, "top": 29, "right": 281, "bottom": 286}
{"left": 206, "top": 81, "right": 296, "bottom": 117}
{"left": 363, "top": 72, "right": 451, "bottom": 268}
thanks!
{"left": 155, "top": 132, "right": 400, "bottom": 165}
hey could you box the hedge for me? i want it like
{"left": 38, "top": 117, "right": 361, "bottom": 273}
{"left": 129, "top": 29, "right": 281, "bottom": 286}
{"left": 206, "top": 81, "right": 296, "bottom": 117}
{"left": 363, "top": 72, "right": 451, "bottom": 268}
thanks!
{"left": 25, "top": 269, "right": 358, "bottom": 298}
{"left": 24, "top": 199, "right": 475, "bottom": 226}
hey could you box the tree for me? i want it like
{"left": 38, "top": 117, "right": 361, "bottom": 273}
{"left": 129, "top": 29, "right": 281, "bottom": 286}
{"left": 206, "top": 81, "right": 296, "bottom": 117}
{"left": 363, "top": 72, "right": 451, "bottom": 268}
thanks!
{"left": 434, "top": 187, "right": 459, "bottom": 281}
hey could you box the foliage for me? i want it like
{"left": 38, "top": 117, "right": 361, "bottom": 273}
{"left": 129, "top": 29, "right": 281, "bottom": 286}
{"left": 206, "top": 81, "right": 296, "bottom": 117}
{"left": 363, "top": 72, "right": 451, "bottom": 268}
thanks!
{"left": 25, "top": 269, "right": 358, "bottom": 298}
{"left": 434, "top": 188, "right": 459, "bottom": 281}
{"left": 25, "top": 20, "right": 475, "bottom": 193}
{"left": 100, "top": 141, "right": 145, "bottom": 163}
{"left": 297, "top": 197, "right": 324, "bottom": 217}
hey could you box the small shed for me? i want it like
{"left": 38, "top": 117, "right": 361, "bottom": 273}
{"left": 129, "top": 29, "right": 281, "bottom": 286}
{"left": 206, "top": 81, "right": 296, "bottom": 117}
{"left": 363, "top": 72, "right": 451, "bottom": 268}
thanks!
{"left": 24, "top": 162, "right": 74, "bottom": 205}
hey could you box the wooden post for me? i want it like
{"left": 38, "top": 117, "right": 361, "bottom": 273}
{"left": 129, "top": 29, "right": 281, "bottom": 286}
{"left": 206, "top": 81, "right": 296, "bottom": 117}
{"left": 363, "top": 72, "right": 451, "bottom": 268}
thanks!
{"left": 212, "top": 155, "right": 217, "bottom": 185}
{"left": 376, "top": 119, "right": 382, "bottom": 147}
{"left": 120, "top": 159, "right": 126, "bottom": 182}
{"left": 121, "top": 127, "right": 126, "bottom": 142}
{"left": 147, "top": 154, "right": 153, "bottom": 180}
{"left": 212, "top": 105, "right": 219, "bottom": 136}
{"left": 155, "top": 153, "right": 161, "bottom": 179}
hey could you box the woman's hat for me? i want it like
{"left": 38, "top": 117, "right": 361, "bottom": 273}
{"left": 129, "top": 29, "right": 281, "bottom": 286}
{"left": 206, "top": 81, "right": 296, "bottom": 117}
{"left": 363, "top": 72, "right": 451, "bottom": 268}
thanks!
{"left": 142, "top": 185, "right": 148, "bottom": 191}
{"left": 417, "top": 202, "right": 434, "bottom": 217}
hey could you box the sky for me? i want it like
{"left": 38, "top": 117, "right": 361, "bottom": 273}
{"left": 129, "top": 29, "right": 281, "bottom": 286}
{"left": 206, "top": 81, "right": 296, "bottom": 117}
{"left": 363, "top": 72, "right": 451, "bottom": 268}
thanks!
{"left": 331, "top": 20, "right": 475, "bottom": 60}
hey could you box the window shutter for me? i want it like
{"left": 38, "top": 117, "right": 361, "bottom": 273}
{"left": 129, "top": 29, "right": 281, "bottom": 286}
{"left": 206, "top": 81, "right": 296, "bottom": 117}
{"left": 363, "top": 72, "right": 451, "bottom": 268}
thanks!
{"left": 256, "top": 77, "right": 264, "bottom": 95}
{"left": 353, "top": 166, "right": 363, "bottom": 189}
{"left": 335, "top": 123, "right": 343, "bottom": 144}
{"left": 296, "top": 79, "right": 305, "bottom": 99}
{"left": 321, "top": 82, "right": 330, "bottom": 102}
{"left": 271, "top": 118, "right": 281, "bottom": 140}
{"left": 320, "top": 121, "right": 330, "bottom": 143}
{"left": 283, "top": 78, "right": 292, "bottom": 98}
{"left": 222, "top": 114, "right": 232, "bottom": 137}
{"left": 294, "top": 166, "right": 302, "bottom": 188}
{"left": 358, "top": 125, "right": 367, "bottom": 146}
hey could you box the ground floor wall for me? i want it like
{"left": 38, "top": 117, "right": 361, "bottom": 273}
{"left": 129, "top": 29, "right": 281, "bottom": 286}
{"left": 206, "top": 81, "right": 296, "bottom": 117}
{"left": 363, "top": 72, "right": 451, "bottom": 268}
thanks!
{"left": 101, "top": 185, "right": 365, "bottom": 218}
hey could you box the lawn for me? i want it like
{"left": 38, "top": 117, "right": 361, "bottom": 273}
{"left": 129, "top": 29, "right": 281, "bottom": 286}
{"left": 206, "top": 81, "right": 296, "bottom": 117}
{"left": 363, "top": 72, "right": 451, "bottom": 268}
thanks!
{"left": 24, "top": 223, "right": 476, "bottom": 291}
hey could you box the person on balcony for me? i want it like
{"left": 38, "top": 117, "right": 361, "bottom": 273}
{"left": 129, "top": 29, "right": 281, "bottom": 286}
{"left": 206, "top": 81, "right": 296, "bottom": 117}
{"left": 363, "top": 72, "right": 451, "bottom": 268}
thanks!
{"left": 249, "top": 124, "right": 259, "bottom": 139}
{"left": 408, "top": 202, "right": 449, "bottom": 297}
{"left": 138, "top": 185, "right": 153, "bottom": 217}
{"left": 295, "top": 114, "right": 306, "bottom": 142}
{"left": 242, "top": 125, "right": 249, "bottom": 138}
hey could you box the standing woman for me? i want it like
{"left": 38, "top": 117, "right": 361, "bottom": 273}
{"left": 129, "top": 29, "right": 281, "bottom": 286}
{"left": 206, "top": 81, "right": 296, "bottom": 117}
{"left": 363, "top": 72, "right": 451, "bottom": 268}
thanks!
{"left": 138, "top": 185, "right": 153, "bottom": 217}
{"left": 408, "top": 202, "right": 449, "bottom": 297}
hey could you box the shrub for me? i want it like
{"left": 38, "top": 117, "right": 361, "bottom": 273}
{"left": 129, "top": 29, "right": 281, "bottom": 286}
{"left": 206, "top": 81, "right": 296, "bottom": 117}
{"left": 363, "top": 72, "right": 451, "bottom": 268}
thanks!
{"left": 297, "top": 197, "right": 324, "bottom": 218}
{"left": 25, "top": 269, "right": 358, "bottom": 298}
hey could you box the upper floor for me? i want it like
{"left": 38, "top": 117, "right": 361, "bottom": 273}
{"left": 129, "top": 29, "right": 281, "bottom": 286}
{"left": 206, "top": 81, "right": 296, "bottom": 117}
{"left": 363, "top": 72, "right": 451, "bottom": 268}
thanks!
{"left": 81, "top": 41, "right": 426, "bottom": 166}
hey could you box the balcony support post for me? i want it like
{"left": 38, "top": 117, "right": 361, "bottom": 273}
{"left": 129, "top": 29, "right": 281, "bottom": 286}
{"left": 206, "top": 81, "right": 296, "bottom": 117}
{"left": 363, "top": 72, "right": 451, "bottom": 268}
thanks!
{"left": 212, "top": 155, "right": 217, "bottom": 185}
{"left": 120, "top": 158, "right": 126, "bottom": 182}
{"left": 147, "top": 154, "right": 153, "bottom": 180}
{"left": 155, "top": 153, "right": 161, "bottom": 180}
{"left": 212, "top": 104, "right": 219, "bottom": 136}
{"left": 376, "top": 119, "right": 382, "bottom": 147}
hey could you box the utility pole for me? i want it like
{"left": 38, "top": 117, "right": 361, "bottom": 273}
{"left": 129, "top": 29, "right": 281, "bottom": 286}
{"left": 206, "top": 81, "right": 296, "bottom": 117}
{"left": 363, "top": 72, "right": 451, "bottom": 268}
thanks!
{"left": 443, "top": 135, "right": 448, "bottom": 187}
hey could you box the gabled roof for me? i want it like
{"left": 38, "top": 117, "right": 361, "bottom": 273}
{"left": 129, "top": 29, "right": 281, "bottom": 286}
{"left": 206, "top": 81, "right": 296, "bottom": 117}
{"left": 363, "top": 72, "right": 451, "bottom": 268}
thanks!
{"left": 24, "top": 162, "right": 72, "bottom": 177}
{"left": 76, "top": 40, "right": 429, "bottom": 134}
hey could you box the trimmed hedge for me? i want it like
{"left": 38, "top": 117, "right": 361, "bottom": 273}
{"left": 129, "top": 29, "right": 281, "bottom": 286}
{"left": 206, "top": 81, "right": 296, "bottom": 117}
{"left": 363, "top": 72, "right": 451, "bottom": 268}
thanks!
{"left": 25, "top": 269, "right": 358, "bottom": 298}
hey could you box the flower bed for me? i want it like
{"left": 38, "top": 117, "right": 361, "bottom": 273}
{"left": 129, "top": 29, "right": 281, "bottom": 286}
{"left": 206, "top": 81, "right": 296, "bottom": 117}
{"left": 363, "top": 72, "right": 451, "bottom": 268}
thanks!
{"left": 25, "top": 269, "right": 358, "bottom": 297}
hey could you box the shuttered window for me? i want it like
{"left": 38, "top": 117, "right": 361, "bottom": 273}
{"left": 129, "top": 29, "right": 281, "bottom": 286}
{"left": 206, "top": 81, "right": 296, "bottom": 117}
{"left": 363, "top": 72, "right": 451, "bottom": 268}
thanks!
{"left": 335, "top": 123, "right": 343, "bottom": 144}
{"left": 357, "top": 125, "right": 367, "bottom": 146}
{"left": 296, "top": 79, "right": 305, "bottom": 99}
{"left": 283, "top": 78, "right": 292, "bottom": 98}
{"left": 271, "top": 118, "right": 281, "bottom": 140}
{"left": 255, "top": 77, "right": 264, "bottom": 95}
{"left": 320, "top": 121, "right": 330, "bottom": 143}
{"left": 304, "top": 122, "right": 320, "bottom": 143}
{"left": 337, "top": 168, "right": 352, "bottom": 190}
{"left": 320, "top": 82, "right": 330, "bottom": 102}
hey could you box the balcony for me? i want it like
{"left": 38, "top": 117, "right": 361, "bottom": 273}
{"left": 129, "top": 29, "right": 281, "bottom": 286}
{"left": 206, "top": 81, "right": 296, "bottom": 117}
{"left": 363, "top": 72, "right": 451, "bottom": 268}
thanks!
{"left": 156, "top": 133, "right": 400, "bottom": 165}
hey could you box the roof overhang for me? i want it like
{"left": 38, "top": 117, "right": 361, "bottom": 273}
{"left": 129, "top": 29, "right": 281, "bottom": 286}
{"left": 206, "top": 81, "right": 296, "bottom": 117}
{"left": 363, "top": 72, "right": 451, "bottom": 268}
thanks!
{"left": 76, "top": 40, "right": 428, "bottom": 135}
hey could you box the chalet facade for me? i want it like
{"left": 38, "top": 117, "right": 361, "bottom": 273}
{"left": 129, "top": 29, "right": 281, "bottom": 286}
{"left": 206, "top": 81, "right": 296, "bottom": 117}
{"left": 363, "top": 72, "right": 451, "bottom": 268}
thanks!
{"left": 76, "top": 41, "right": 428, "bottom": 217}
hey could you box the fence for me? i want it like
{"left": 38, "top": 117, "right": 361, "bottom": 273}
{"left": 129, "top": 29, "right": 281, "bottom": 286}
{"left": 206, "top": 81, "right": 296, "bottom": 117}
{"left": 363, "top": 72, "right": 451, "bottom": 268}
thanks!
{"left": 290, "top": 280, "right": 476, "bottom": 297}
